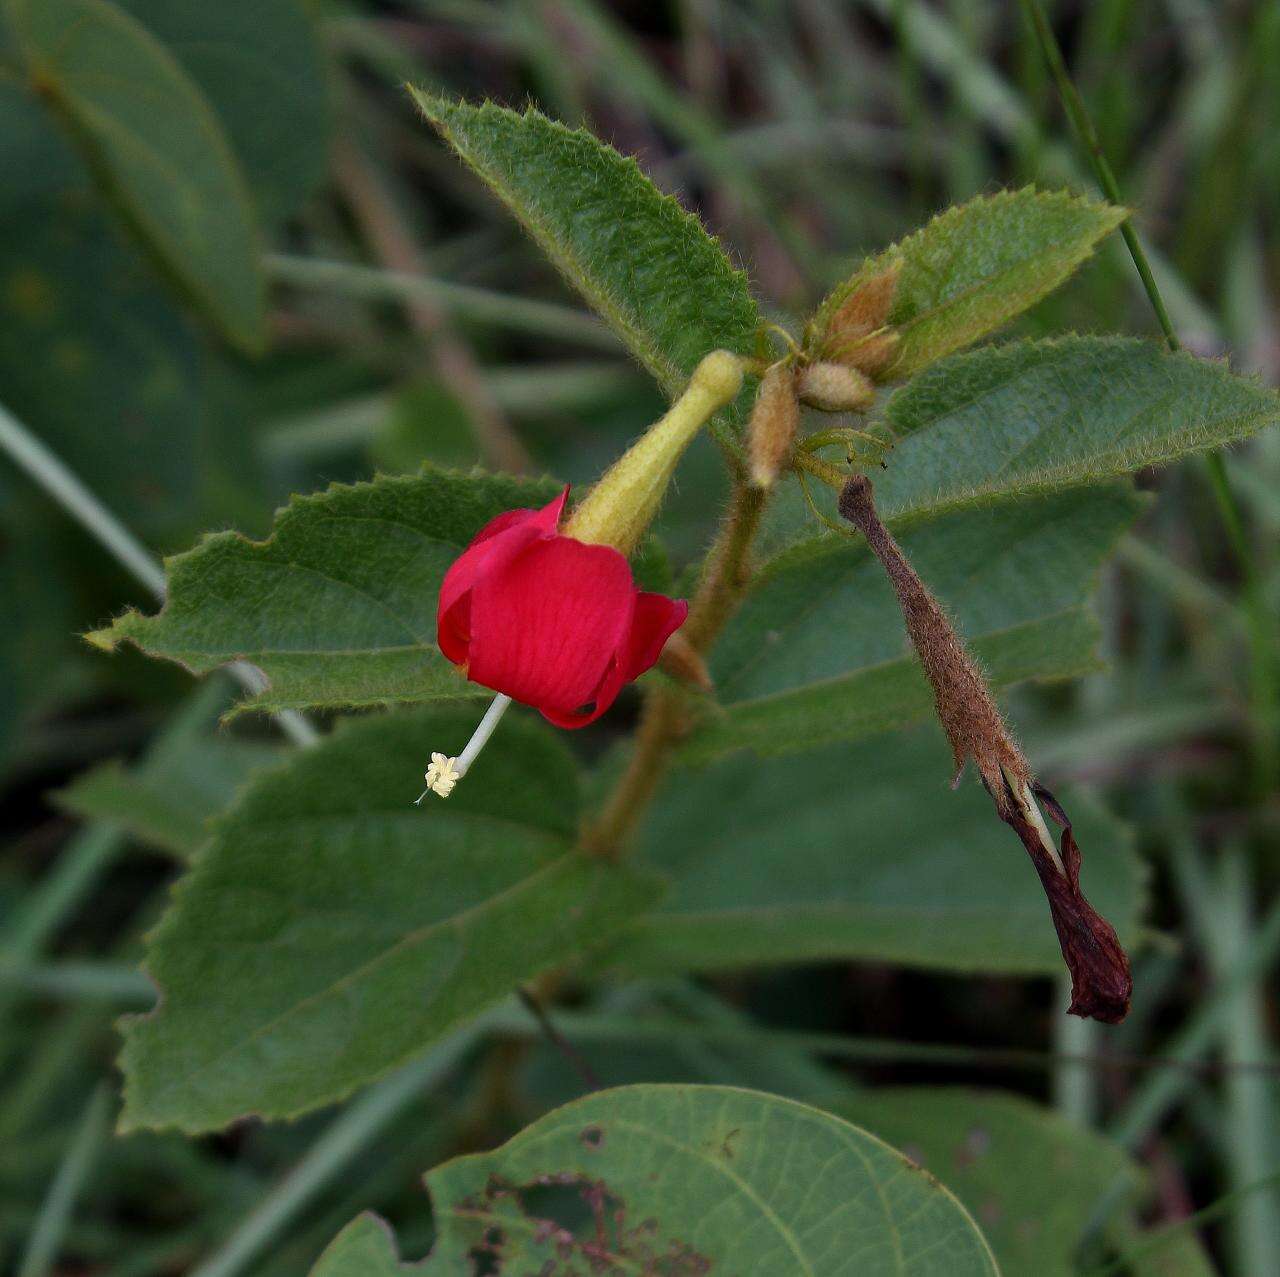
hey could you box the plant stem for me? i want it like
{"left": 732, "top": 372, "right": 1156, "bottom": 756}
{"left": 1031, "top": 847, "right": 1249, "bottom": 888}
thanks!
{"left": 583, "top": 480, "right": 767, "bottom": 858}
{"left": 1018, "top": 0, "right": 1277, "bottom": 794}
{"left": 1018, "top": 0, "right": 1176, "bottom": 350}
{"left": 0, "top": 402, "right": 318, "bottom": 749}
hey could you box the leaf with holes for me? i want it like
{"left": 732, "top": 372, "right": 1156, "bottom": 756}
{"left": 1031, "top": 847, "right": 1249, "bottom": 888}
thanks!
{"left": 311, "top": 1085, "right": 999, "bottom": 1275}
{"left": 684, "top": 484, "right": 1142, "bottom": 762}
{"left": 616, "top": 724, "right": 1144, "bottom": 975}
{"left": 5, "top": 0, "right": 265, "bottom": 349}
{"left": 810, "top": 187, "right": 1124, "bottom": 378}
{"left": 88, "top": 469, "right": 564, "bottom": 717}
{"left": 119, "top": 708, "right": 660, "bottom": 1132}
{"left": 876, "top": 336, "right": 1280, "bottom": 520}
{"left": 410, "top": 91, "right": 760, "bottom": 405}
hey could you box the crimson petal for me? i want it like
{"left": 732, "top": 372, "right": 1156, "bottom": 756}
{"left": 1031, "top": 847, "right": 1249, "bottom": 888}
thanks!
{"left": 467, "top": 534, "right": 637, "bottom": 720}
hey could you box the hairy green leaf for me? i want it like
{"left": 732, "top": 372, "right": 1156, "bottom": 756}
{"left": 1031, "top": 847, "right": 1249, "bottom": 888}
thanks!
{"left": 410, "top": 91, "right": 760, "bottom": 398}
{"left": 114, "top": 0, "right": 330, "bottom": 222}
{"left": 312, "top": 1085, "right": 998, "bottom": 1275}
{"left": 6, "top": 0, "right": 265, "bottom": 349}
{"left": 812, "top": 188, "right": 1125, "bottom": 377}
{"left": 836, "top": 1089, "right": 1138, "bottom": 1277}
{"left": 88, "top": 469, "right": 563, "bottom": 716}
{"left": 310, "top": 1217, "right": 409, "bottom": 1276}
{"left": 877, "top": 336, "right": 1280, "bottom": 520}
{"left": 119, "top": 708, "right": 659, "bottom": 1132}
{"left": 685, "top": 485, "right": 1142, "bottom": 761}
{"left": 617, "top": 725, "right": 1143, "bottom": 975}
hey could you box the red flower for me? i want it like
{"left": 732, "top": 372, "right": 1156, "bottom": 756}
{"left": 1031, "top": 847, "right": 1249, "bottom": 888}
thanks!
{"left": 437, "top": 489, "right": 688, "bottom": 728}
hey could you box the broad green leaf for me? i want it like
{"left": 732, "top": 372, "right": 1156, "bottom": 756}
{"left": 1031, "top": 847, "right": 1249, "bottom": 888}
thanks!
{"left": 88, "top": 469, "right": 564, "bottom": 717}
{"left": 5, "top": 0, "right": 265, "bottom": 349}
{"left": 311, "top": 1085, "right": 998, "bottom": 1275}
{"left": 1108, "top": 1213, "right": 1219, "bottom": 1277}
{"left": 311, "top": 1217, "right": 408, "bottom": 1276}
{"left": 119, "top": 707, "right": 660, "bottom": 1132}
{"left": 616, "top": 725, "right": 1144, "bottom": 975}
{"left": 54, "top": 737, "right": 280, "bottom": 858}
{"left": 0, "top": 202, "right": 259, "bottom": 534}
{"left": 877, "top": 336, "right": 1280, "bottom": 520}
{"left": 685, "top": 484, "right": 1143, "bottom": 761}
{"left": 835, "top": 1089, "right": 1138, "bottom": 1277}
{"left": 410, "top": 91, "right": 760, "bottom": 398}
{"left": 113, "top": 0, "right": 331, "bottom": 222}
{"left": 811, "top": 188, "right": 1125, "bottom": 378}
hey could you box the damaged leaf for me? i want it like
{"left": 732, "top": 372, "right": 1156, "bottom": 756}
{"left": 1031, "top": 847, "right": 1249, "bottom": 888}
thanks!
{"left": 311, "top": 1084, "right": 999, "bottom": 1275}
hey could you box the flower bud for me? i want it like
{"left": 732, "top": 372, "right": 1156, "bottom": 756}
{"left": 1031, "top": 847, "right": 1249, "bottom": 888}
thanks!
{"left": 567, "top": 350, "right": 744, "bottom": 555}
{"left": 811, "top": 261, "right": 902, "bottom": 380}
{"left": 796, "top": 362, "right": 875, "bottom": 414}
{"left": 747, "top": 364, "right": 800, "bottom": 489}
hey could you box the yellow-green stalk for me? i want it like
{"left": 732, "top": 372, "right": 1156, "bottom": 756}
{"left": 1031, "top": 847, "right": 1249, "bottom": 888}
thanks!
{"left": 566, "top": 350, "right": 745, "bottom": 554}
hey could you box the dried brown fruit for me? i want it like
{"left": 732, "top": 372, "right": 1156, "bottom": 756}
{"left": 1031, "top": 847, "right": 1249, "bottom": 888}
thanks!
{"left": 838, "top": 475, "right": 1132, "bottom": 1022}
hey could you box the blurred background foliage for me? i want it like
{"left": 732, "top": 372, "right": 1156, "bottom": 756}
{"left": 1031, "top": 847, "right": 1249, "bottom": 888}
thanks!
{"left": 1, "top": 1, "right": 1279, "bottom": 1273}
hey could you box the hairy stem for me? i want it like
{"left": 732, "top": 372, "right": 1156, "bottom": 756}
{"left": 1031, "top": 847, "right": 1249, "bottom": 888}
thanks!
{"left": 582, "top": 480, "right": 767, "bottom": 858}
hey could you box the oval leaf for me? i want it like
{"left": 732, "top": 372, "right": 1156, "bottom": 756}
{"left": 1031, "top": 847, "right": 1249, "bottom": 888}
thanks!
{"left": 410, "top": 90, "right": 760, "bottom": 399}
{"left": 877, "top": 336, "right": 1280, "bottom": 520}
{"left": 685, "top": 485, "right": 1143, "bottom": 762}
{"left": 88, "top": 469, "right": 564, "bottom": 716}
{"left": 810, "top": 187, "right": 1125, "bottom": 378}
{"left": 113, "top": 0, "right": 331, "bottom": 222}
{"left": 118, "top": 708, "right": 661, "bottom": 1132}
{"left": 312, "top": 1085, "right": 998, "bottom": 1275}
{"left": 618, "top": 725, "right": 1144, "bottom": 976}
{"left": 6, "top": 0, "right": 265, "bottom": 349}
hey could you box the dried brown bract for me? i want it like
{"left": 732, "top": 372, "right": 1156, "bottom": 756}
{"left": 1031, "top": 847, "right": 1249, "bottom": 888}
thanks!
{"left": 815, "top": 261, "right": 902, "bottom": 379}
{"left": 838, "top": 475, "right": 1132, "bottom": 1022}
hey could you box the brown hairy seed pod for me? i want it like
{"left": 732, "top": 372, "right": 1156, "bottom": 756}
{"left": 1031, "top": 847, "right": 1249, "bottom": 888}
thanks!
{"left": 747, "top": 363, "right": 800, "bottom": 489}
{"left": 797, "top": 362, "right": 876, "bottom": 414}
{"left": 838, "top": 475, "right": 1132, "bottom": 1023}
